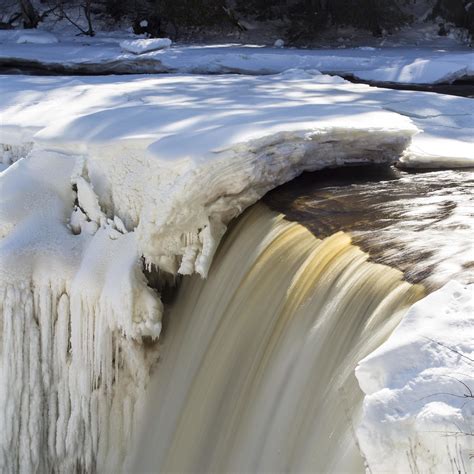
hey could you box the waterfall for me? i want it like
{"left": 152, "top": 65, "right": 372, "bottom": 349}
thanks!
{"left": 130, "top": 204, "right": 424, "bottom": 473}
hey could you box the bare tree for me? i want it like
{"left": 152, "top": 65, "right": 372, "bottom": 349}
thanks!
{"left": 18, "top": 0, "right": 39, "bottom": 28}
{"left": 51, "top": 0, "right": 95, "bottom": 36}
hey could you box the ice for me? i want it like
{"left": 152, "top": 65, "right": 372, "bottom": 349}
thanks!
{"left": 0, "top": 150, "right": 162, "bottom": 472}
{"left": 120, "top": 38, "right": 172, "bottom": 54}
{"left": 355, "top": 281, "right": 474, "bottom": 473}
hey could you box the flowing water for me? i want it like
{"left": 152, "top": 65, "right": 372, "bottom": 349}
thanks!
{"left": 130, "top": 204, "right": 423, "bottom": 473}
{"left": 129, "top": 166, "right": 473, "bottom": 473}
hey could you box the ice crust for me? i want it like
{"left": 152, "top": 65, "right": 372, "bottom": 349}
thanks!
{"left": 356, "top": 281, "right": 474, "bottom": 473}
{"left": 0, "top": 152, "right": 161, "bottom": 472}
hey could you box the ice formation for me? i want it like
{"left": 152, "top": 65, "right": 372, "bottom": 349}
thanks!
{"left": 356, "top": 281, "right": 474, "bottom": 473}
{"left": 0, "top": 152, "right": 162, "bottom": 472}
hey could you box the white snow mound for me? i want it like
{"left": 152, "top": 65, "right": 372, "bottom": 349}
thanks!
{"left": 356, "top": 280, "right": 474, "bottom": 474}
{"left": 12, "top": 29, "right": 59, "bottom": 44}
{"left": 120, "top": 38, "right": 172, "bottom": 54}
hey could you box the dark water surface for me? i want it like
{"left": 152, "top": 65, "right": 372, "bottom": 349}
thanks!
{"left": 264, "top": 165, "right": 474, "bottom": 289}
{"left": 1, "top": 61, "right": 473, "bottom": 98}
{"left": 343, "top": 76, "right": 474, "bottom": 98}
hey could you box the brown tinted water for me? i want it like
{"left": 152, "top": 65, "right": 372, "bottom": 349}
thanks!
{"left": 131, "top": 204, "right": 423, "bottom": 474}
{"left": 264, "top": 165, "right": 474, "bottom": 289}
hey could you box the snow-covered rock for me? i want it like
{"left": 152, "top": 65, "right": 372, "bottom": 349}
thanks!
{"left": 120, "top": 38, "right": 172, "bottom": 54}
{"left": 356, "top": 281, "right": 474, "bottom": 473}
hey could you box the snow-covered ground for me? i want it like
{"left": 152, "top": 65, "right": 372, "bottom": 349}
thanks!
{"left": 0, "top": 30, "right": 473, "bottom": 84}
{"left": 119, "top": 37, "right": 172, "bottom": 54}
{"left": 356, "top": 281, "right": 473, "bottom": 473}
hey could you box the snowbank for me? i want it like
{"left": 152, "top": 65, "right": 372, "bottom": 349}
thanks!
{"left": 0, "top": 36, "right": 472, "bottom": 84}
{"left": 120, "top": 38, "right": 172, "bottom": 54}
{"left": 356, "top": 281, "right": 473, "bottom": 473}
{"left": 0, "top": 71, "right": 418, "bottom": 278}
{"left": 10, "top": 29, "right": 59, "bottom": 44}
{"left": 1, "top": 72, "right": 471, "bottom": 171}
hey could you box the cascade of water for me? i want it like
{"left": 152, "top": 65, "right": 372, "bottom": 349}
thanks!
{"left": 130, "top": 204, "right": 424, "bottom": 473}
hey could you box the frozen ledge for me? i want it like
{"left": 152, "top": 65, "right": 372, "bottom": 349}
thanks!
{"left": 136, "top": 127, "right": 413, "bottom": 277}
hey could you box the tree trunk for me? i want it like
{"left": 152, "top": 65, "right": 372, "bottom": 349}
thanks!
{"left": 19, "top": 0, "right": 39, "bottom": 28}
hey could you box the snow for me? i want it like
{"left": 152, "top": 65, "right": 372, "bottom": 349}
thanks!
{"left": 120, "top": 38, "right": 172, "bottom": 55}
{"left": 0, "top": 143, "right": 32, "bottom": 172}
{"left": 9, "top": 29, "right": 59, "bottom": 45}
{"left": 0, "top": 71, "right": 420, "bottom": 276}
{"left": 1, "top": 71, "right": 471, "bottom": 172}
{"left": 355, "top": 281, "right": 474, "bottom": 474}
{"left": 0, "top": 32, "right": 472, "bottom": 84}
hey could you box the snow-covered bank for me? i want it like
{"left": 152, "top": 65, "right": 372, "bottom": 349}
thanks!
{"left": 0, "top": 32, "right": 473, "bottom": 84}
{"left": 356, "top": 281, "right": 473, "bottom": 473}
{"left": 0, "top": 71, "right": 419, "bottom": 281}
{"left": 1, "top": 71, "right": 472, "bottom": 172}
